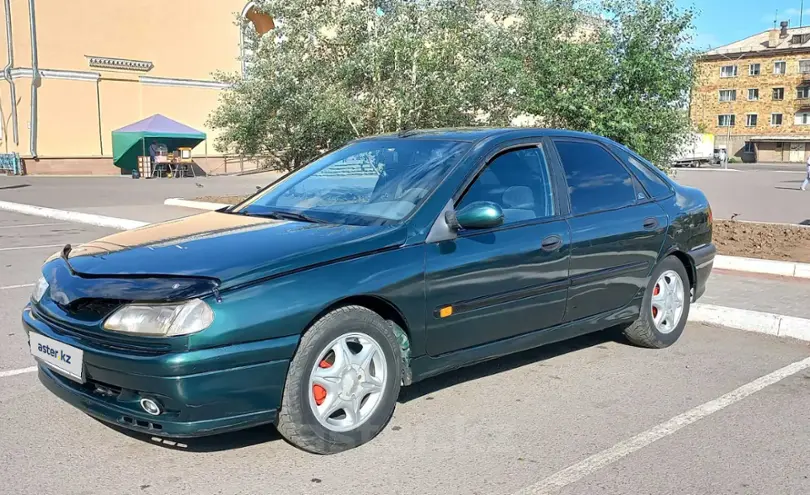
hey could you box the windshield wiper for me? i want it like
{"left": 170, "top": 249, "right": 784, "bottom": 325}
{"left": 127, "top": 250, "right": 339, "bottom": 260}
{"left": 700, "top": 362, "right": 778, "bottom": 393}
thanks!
{"left": 241, "top": 209, "right": 330, "bottom": 224}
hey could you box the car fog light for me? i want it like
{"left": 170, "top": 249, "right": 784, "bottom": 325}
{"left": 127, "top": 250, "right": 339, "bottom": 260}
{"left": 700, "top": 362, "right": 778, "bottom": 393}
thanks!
{"left": 139, "top": 398, "right": 162, "bottom": 416}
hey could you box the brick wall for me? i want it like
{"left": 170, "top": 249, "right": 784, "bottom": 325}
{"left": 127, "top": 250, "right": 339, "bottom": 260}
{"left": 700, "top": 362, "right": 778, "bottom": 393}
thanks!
{"left": 692, "top": 53, "right": 810, "bottom": 161}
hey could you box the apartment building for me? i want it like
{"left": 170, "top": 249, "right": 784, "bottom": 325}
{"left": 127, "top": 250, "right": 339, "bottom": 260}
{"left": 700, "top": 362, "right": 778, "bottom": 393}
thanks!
{"left": 692, "top": 21, "right": 810, "bottom": 163}
{"left": 1, "top": 1, "right": 273, "bottom": 175}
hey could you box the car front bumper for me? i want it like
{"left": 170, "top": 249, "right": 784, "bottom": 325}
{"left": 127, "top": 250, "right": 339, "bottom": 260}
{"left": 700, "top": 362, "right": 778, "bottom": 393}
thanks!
{"left": 23, "top": 307, "right": 298, "bottom": 438}
{"left": 688, "top": 243, "right": 716, "bottom": 301}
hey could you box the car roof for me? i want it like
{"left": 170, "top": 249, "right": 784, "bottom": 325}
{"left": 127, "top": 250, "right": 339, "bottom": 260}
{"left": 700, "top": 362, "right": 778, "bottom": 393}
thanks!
{"left": 354, "top": 127, "right": 609, "bottom": 144}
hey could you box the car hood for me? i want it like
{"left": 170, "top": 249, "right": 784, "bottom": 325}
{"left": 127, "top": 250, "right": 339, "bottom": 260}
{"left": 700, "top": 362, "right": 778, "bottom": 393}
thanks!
{"left": 63, "top": 211, "right": 407, "bottom": 289}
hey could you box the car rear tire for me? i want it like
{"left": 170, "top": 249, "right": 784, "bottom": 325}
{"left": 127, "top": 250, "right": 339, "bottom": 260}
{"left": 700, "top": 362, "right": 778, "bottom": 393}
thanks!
{"left": 276, "top": 305, "right": 401, "bottom": 454}
{"left": 623, "top": 256, "right": 691, "bottom": 349}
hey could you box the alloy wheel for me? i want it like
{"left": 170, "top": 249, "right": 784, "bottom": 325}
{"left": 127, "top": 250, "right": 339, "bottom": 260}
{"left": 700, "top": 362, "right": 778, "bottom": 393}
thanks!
{"left": 307, "top": 332, "right": 388, "bottom": 432}
{"left": 651, "top": 270, "right": 685, "bottom": 334}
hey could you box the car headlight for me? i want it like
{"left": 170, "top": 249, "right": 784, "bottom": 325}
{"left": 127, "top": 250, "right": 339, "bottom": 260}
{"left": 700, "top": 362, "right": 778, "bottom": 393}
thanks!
{"left": 103, "top": 299, "right": 214, "bottom": 337}
{"left": 32, "top": 276, "right": 49, "bottom": 303}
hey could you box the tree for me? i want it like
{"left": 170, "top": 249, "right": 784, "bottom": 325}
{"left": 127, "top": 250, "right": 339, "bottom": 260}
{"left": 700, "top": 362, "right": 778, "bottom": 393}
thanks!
{"left": 209, "top": 0, "right": 697, "bottom": 171}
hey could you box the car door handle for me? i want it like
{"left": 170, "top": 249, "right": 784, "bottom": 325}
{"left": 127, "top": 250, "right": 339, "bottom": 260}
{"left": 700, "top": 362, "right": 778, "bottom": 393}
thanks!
{"left": 643, "top": 218, "right": 659, "bottom": 230}
{"left": 541, "top": 235, "right": 563, "bottom": 252}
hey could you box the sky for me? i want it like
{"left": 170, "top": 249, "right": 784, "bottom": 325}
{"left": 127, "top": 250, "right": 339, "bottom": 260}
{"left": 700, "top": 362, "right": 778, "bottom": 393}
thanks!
{"left": 680, "top": 0, "right": 810, "bottom": 50}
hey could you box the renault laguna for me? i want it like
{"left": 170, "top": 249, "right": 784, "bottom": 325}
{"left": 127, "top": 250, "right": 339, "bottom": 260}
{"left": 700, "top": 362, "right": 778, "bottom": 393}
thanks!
{"left": 24, "top": 128, "right": 714, "bottom": 454}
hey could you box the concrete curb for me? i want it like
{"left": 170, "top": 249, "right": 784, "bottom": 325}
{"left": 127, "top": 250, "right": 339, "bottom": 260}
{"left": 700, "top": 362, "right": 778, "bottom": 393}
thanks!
{"left": 714, "top": 254, "right": 810, "bottom": 279}
{"left": 0, "top": 200, "right": 148, "bottom": 230}
{"left": 164, "top": 198, "right": 228, "bottom": 211}
{"left": 691, "top": 303, "right": 810, "bottom": 342}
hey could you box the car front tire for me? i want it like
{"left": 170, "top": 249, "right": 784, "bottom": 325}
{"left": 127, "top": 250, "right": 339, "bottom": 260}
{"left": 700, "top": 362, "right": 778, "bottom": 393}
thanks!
{"left": 623, "top": 256, "right": 691, "bottom": 349}
{"left": 276, "top": 305, "right": 401, "bottom": 454}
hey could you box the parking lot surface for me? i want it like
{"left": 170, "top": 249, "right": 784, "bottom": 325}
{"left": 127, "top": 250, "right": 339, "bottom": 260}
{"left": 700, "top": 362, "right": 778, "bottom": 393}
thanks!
{"left": 0, "top": 207, "right": 809, "bottom": 495}
{"left": 673, "top": 168, "right": 810, "bottom": 224}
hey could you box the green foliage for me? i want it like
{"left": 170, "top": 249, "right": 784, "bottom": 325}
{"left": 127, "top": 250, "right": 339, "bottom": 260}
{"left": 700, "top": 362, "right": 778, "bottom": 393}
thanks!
{"left": 209, "top": 0, "right": 697, "bottom": 171}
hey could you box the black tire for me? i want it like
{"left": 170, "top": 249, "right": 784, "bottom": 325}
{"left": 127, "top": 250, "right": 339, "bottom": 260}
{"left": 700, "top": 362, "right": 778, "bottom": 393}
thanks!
{"left": 623, "top": 256, "right": 691, "bottom": 349}
{"left": 276, "top": 305, "right": 401, "bottom": 454}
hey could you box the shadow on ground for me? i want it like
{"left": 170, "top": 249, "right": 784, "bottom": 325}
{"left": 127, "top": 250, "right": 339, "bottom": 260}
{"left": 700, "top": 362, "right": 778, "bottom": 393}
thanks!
{"left": 107, "top": 327, "right": 629, "bottom": 453}
{"left": 0, "top": 184, "right": 30, "bottom": 190}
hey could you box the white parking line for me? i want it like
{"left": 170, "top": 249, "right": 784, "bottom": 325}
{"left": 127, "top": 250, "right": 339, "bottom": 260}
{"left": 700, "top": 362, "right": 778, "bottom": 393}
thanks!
{"left": 0, "top": 222, "right": 68, "bottom": 230}
{"left": 0, "top": 243, "right": 64, "bottom": 252}
{"left": 0, "top": 200, "right": 147, "bottom": 230}
{"left": 0, "top": 366, "right": 37, "bottom": 378}
{"left": 513, "top": 355, "right": 810, "bottom": 495}
{"left": 0, "top": 283, "right": 35, "bottom": 291}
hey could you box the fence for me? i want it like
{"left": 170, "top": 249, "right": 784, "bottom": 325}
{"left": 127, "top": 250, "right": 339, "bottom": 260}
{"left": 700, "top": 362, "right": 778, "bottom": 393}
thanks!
{"left": 0, "top": 153, "right": 21, "bottom": 175}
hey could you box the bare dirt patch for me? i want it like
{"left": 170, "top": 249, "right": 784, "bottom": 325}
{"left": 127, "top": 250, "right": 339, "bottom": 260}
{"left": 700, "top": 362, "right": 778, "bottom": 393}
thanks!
{"left": 714, "top": 220, "right": 810, "bottom": 263}
{"left": 191, "top": 198, "right": 810, "bottom": 263}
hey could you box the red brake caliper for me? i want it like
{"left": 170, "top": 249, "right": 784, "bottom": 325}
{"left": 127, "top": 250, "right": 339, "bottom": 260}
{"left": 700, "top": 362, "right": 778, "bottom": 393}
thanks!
{"left": 312, "top": 359, "right": 332, "bottom": 406}
{"left": 652, "top": 284, "right": 660, "bottom": 318}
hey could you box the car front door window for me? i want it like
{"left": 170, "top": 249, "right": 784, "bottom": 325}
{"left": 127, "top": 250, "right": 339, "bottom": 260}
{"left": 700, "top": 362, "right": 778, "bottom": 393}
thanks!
{"left": 457, "top": 146, "right": 555, "bottom": 225}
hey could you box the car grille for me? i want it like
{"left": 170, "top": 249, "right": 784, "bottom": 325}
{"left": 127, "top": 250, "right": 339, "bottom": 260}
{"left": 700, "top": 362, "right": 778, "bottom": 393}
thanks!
{"left": 34, "top": 308, "right": 172, "bottom": 355}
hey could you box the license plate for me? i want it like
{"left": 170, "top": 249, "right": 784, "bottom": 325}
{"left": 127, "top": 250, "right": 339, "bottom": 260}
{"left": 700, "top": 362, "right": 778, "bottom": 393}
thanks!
{"left": 29, "top": 332, "right": 84, "bottom": 383}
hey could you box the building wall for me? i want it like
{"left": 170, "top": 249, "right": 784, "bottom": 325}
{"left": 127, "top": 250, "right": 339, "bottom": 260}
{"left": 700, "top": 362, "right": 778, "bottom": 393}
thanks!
{"left": 0, "top": 0, "right": 262, "bottom": 174}
{"left": 692, "top": 52, "right": 810, "bottom": 161}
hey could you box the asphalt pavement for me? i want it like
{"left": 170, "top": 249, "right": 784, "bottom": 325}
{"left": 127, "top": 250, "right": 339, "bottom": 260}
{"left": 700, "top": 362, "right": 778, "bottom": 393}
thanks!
{"left": 1, "top": 205, "right": 809, "bottom": 495}
{"left": 673, "top": 167, "right": 810, "bottom": 224}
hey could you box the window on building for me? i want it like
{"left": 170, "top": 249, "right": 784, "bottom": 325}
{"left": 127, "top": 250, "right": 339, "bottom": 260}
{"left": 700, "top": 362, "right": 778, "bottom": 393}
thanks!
{"left": 746, "top": 114, "right": 758, "bottom": 127}
{"left": 772, "top": 113, "right": 784, "bottom": 126}
{"left": 749, "top": 63, "right": 761, "bottom": 76}
{"left": 240, "top": 2, "right": 275, "bottom": 78}
{"left": 553, "top": 140, "right": 637, "bottom": 215}
{"left": 719, "top": 89, "right": 737, "bottom": 102}
{"left": 799, "top": 87, "right": 810, "bottom": 99}
{"left": 457, "top": 147, "right": 556, "bottom": 223}
{"left": 776, "top": 142, "right": 783, "bottom": 149}
{"left": 792, "top": 34, "right": 810, "bottom": 44}
{"left": 720, "top": 65, "right": 738, "bottom": 78}
{"left": 743, "top": 142, "right": 756, "bottom": 153}
{"left": 795, "top": 112, "right": 810, "bottom": 125}
{"left": 773, "top": 87, "right": 785, "bottom": 100}
{"left": 748, "top": 88, "right": 759, "bottom": 100}
{"left": 774, "top": 61, "right": 787, "bottom": 74}
{"left": 718, "top": 115, "right": 736, "bottom": 127}
{"left": 801, "top": 60, "right": 810, "bottom": 74}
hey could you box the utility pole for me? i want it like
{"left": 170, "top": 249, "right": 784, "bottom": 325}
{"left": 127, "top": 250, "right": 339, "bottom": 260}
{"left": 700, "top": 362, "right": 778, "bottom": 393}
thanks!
{"left": 803, "top": 0, "right": 805, "bottom": 27}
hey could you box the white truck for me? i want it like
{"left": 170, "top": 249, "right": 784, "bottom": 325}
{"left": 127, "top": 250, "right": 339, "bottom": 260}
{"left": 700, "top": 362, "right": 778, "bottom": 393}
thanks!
{"left": 672, "top": 133, "right": 716, "bottom": 168}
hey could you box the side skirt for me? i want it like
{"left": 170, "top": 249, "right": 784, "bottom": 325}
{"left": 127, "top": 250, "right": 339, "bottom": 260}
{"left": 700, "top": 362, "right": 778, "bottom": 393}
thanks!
{"left": 408, "top": 296, "right": 643, "bottom": 384}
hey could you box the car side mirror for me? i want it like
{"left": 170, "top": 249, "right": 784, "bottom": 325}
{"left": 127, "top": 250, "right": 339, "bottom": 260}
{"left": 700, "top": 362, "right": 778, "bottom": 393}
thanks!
{"left": 445, "top": 201, "right": 504, "bottom": 231}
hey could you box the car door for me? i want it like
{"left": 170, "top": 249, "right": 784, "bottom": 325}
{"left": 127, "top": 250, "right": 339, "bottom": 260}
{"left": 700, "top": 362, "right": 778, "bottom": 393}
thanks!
{"left": 550, "top": 138, "right": 668, "bottom": 323}
{"left": 424, "top": 143, "right": 571, "bottom": 357}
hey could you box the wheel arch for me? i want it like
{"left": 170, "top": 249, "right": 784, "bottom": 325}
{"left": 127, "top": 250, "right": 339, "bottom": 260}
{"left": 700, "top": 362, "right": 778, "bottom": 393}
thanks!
{"left": 666, "top": 249, "right": 696, "bottom": 293}
{"left": 304, "top": 294, "right": 414, "bottom": 385}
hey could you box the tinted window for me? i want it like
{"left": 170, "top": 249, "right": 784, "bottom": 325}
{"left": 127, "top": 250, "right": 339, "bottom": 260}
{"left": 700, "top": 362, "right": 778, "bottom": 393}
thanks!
{"left": 458, "top": 147, "right": 555, "bottom": 225}
{"left": 554, "top": 140, "right": 636, "bottom": 215}
{"left": 624, "top": 155, "right": 672, "bottom": 198}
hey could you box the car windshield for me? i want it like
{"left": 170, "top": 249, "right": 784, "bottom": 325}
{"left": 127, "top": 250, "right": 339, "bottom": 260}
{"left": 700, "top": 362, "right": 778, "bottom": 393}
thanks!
{"left": 234, "top": 139, "right": 470, "bottom": 226}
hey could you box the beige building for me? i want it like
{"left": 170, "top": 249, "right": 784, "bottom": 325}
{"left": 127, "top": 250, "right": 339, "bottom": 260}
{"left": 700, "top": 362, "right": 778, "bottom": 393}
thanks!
{"left": 0, "top": 0, "right": 273, "bottom": 175}
{"left": 692, "top": 21, "right": 810, "bottom": 163}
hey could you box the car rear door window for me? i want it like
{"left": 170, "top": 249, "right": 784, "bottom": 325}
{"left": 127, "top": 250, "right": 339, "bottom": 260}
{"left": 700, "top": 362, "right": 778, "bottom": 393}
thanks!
{"left": 553, "top": 140, "right": 636, "bottom": 215}
{"left": 457, "top": 146, "right": 555, "bottom": 225}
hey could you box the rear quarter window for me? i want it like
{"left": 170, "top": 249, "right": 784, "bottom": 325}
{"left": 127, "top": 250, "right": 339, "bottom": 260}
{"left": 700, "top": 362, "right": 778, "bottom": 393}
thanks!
{"left": 613, "top": 147, "right": 673, "bottom": 199}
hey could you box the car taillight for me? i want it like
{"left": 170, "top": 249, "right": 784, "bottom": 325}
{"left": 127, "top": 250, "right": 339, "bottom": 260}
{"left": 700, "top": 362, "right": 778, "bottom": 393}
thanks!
{"left": 708, "top": 206, "right": 713, "bottom": 226}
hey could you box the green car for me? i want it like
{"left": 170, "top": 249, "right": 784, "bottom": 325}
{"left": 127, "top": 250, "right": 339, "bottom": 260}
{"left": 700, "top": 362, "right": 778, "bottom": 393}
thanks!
{"left": 24, "top": 128, "right": 714, "bottom": 453}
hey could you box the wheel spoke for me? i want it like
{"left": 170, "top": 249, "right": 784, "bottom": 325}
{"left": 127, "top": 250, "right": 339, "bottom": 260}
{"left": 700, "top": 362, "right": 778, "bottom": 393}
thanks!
{"left": 652, "top": 305, "right": 665, "bottom": 325}
{"left": 343, "top": 394, "right": 362, "bottom": 425}
{"left": 352, "top": 344, "right": 378, "bottom": 372}
{"left": 316, "top": 393, "right": 343, "bottom": 421}
{"left": 331, "top": 338, "right": 352, "bottom": 373}
{"left": 360, "top": 375, "right": 383, "bottom": 395}
{"left": 652, "top": 290, "right": 667, "bottom": 304}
